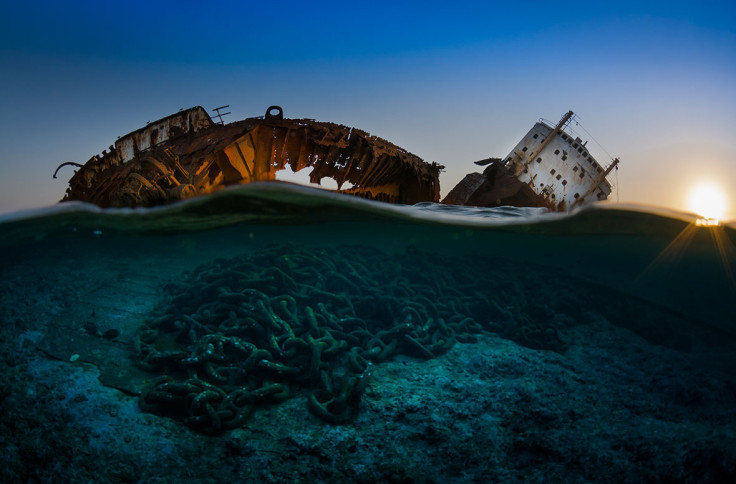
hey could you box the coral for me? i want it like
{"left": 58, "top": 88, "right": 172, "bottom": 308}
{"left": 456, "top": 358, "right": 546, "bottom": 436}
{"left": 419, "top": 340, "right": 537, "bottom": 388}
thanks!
{"left": 136, "top": 245, "right": 569, "bottom": 433}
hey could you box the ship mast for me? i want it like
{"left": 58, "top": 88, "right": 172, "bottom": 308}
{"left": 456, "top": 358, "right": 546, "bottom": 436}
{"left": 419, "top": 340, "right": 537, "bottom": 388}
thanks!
{"left": 571, "top": 157, "right": 620, "bottom": 208}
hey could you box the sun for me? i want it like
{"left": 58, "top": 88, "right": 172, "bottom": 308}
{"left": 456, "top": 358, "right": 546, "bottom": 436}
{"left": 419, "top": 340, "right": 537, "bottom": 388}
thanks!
{"left": 688, "top": 182, "right": 727, "bottom": 221}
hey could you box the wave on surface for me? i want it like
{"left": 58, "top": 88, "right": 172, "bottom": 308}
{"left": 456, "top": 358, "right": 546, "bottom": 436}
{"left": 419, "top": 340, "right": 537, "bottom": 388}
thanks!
{"left": 0, "top": 182, "right": 732, "bottom": 242}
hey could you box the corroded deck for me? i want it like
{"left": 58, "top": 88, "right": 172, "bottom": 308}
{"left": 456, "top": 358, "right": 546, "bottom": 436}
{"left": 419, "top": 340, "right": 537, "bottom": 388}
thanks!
{"left": 59, "top": 106, "right": 443, "bottom": 207}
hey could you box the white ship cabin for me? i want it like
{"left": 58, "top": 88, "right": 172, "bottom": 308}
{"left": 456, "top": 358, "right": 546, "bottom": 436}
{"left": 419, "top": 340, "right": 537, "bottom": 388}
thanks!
{"left": 115, "top": 106, "right": 214, "bottom": 164}
{"left": 504, "top": 113, "right": 616, "bottom": 210}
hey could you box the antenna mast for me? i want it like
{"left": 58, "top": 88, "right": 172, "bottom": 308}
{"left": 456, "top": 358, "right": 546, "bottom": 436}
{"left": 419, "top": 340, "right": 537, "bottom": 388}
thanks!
{"left": 212, "top": 105, "right": 231, "bottom": 125}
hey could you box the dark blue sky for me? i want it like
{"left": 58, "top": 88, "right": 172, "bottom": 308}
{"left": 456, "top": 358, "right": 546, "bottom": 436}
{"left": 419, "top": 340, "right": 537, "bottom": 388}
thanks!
{"left": 1, "top": 0, "right": 735, "bottom": 216}
{"left": 4, "top": 1, "right": 734, "bottom": 63}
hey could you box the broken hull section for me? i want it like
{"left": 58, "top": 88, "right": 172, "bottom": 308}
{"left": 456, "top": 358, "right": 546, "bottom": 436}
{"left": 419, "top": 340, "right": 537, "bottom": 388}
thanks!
{"left": 442, "top": 160, "right": 557, "bottom": 210}
{"left": 59, "top": 106, "right": 443, "bottom": 208}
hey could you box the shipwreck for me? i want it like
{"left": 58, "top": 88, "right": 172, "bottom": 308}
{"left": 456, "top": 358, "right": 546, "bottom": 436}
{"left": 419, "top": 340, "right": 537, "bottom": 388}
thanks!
{"left": 55, "top": 106, "right": 444, "bottom": 208}
{"left": 55, "top": 106, "right": 617, "bottom": 212}
{"left": 443, "top": 111, "right": 620, "bottom": 211}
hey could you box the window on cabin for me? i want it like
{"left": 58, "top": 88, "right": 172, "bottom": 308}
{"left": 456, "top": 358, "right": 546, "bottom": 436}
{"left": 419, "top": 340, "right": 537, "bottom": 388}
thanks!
{"left": 573, "top": 166, "right": 578, "bottom": 172}
{"left": 536, "top": 157, "right": 542, "bottom": 163}
{"left": 533, "top": 134, "right": 539, "bottom": 139}
{"left": 550, "top": 169, "right": 556, "bottom": 175}
{"left": 554, "top": 149, "right": 560, "bottom": 155}
{"left": 556, "top": 174, "right": 562, "bottom": 180}
{"left": 573, "top": 143, "right": 578, "bottom": 149}
{"left": 562, "top": 180, "right": 567, "bottom": 186}
{"left": 579, "top": 173, "right": 584, "bottom": 179}
{"left": 522, "top": 147, "right": 528, "bottom": 152}
{"left": 574, "top": 193, "right": 580, "bottom": 199}
{"left": 562, "top": 155, "right": 567, "bottom": 161}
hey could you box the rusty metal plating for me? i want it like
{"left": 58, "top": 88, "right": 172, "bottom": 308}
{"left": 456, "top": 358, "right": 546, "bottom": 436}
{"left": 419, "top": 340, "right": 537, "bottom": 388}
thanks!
{"left": 57, "top": 106, "right": 444, "bottom": 207}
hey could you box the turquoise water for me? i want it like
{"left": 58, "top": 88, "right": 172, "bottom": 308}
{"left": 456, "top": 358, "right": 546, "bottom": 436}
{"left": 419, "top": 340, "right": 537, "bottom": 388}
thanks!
{"left": 4, "top": 183, "right": 734, "bottom": 330}
{"left": 2, "top": 182, "right": 735, "bottom": 481}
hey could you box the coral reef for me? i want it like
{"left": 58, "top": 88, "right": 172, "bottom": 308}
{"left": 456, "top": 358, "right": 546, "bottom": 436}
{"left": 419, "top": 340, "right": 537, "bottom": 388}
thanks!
{"left": 136, "top": 245, "right": 503, "bottom": 432}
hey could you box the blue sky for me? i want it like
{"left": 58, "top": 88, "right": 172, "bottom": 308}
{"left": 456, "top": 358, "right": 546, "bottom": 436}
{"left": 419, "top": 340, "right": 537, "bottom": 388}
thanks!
{"left": 1, "top": 1, "right": 735, "bottom": 217}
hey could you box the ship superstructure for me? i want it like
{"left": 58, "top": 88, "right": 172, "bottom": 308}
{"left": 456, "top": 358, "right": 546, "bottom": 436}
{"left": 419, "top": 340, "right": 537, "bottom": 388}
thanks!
{"left": 443, "top": 111, "right": 619, "bottom": 211}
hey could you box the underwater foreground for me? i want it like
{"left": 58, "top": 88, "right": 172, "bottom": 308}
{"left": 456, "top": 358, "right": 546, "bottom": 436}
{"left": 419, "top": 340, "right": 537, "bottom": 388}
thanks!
{"left": 1, "top": 184, "right": 735, "bottom": 483}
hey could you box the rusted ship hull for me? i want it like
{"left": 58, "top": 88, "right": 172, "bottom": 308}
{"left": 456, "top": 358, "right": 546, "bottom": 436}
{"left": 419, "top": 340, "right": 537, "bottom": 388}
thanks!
{"left": 442, "top": 159, "right": 557, "bottom": 210}
{"left": 58, "top": 106, "right": 443, "bottom": 208}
